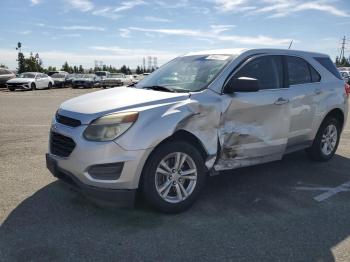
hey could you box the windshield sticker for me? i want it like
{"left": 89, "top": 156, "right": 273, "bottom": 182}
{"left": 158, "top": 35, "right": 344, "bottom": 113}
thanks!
{"left": 205, "top": 55, "right": 230, "bottom": 60}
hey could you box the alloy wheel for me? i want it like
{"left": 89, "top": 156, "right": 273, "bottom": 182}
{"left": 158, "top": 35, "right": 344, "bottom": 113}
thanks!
{"left": 321, "top": 124, "right": 338, "bottom": 156}
{"left": 155, "top": 152, "right": 197, "bottom": 203}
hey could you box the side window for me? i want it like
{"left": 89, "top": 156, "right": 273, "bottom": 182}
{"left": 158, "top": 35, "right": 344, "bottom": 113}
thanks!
{"left": 234, "top": 55, "right": 283, "bottom": 90}
{"left": 287, "top": 56, "right": 311, "bottom": 85}
{"left": 0, "top": 69, "right": 6, "bottom": 75}
{"left": 310, "top": 66, "right": 321, "bottom": 82}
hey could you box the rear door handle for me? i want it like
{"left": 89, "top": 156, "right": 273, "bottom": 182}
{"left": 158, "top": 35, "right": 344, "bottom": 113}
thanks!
{"left": 274, "top": 97, "right": 289, "bottom": 105}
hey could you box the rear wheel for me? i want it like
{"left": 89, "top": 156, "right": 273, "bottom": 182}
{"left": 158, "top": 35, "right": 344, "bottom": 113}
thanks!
{"left": 141, "top": 141, "right": 206, "bottom": 213}
{"left": 306, "top": 117, "right": 340, "bottom": 161}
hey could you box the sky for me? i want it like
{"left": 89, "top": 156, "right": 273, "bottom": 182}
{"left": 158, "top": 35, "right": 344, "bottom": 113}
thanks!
{"left": 0, "top": 0, "right": 350, "bottom": 69}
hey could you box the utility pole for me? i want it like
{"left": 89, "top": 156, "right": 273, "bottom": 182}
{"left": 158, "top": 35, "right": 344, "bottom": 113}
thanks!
{"left": 288, "top": 40, "right": 293, "bottom": 49}
{"left": 339, "top": 36, "right": 346, "bottom": 61}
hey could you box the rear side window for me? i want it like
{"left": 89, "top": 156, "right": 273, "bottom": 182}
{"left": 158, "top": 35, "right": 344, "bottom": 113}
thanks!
{"left": 234, "top": 55, "right": 283, "bottom": 90}
{"left": 314, "top": 57, "right": 342, "bottom": 80}
{"left": 310, "top": 66, "right": 321, "bottom": 82}
{"left": 287, "top": 56, "right": 311, "bottom": 85}
{"left": 0, "top": 69, "right": 7, "bottom": 75}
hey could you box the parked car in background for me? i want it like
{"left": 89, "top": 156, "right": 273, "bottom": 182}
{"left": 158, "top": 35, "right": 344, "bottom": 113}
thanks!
{"left": 51, "top": 72, "right": 69, "bottom": 88}
{"left": 127, "top": 74, "right": 143, "bottom": 84}
{"left": 72, "top": 74, "right": 100, "bottom": 88}
{"left": 339, "top": 71, "right": 350, "bottom": 84}
{"left": 7, "top": 72, "right": 53, "bottom": 91}
{"left": 0, "top": 68, "right": 16, "bottom": 87}
{"left": 101, "top": 73, "right": 132, "bottom": 88}
{"left": 65, "top": 73, "right": 82, "bottom": 87}
{"left": 95, "top": 71, "right": 110, "bottom": 80}
{"left": 48, "top": 70, "right": 68, "bottom": 76}
{"left": 46, "top": 49, "right": 348, "bottom": 213}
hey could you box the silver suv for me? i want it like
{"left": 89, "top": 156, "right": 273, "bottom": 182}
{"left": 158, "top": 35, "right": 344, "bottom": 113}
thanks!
{"left": 46, "top": 49, "right": 349, "bottom": 213}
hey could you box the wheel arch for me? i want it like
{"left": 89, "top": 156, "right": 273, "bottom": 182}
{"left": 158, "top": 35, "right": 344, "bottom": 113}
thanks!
{"left": 138, "top": 129, "right": 213, "bottom": 188}
{"left": 322, "top": 108, "right": 345, "bottom": 131}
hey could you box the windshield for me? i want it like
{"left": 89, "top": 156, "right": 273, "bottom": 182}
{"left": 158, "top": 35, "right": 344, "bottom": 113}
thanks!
{"left": 95, "top": 72, "right": 107, "bottom": 76}
{"left": 108, "top": 74, "right": 124, "bottom": 78}
{"left": 52, "top": 74, "right": 66, "bottom": 78}
{"left": 136, "top": 54, "right": 234, "bottom": 92}
{"left": 18, "top": 73, "right": 36, "bottom": 78}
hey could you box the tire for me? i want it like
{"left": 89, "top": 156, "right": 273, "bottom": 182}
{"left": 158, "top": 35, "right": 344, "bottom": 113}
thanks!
{"left": 31, "top": 83, "right": 36, "bottom": 91}
{"left": 141, "top": 141, "right": 207, "bottom": 213}
{"left": 306, "top": 117, "right": 341, "bottom": 161}
{"left": 48, "top": 82, "right": 52, "bottom": 89}
{"left": 8, "top": 87, "right": 15, "bottom": 91}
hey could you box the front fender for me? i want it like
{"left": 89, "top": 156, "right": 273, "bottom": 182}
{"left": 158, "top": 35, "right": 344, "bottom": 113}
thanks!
{"left": 115, "top": 91, "right": 224, "bottom": 169}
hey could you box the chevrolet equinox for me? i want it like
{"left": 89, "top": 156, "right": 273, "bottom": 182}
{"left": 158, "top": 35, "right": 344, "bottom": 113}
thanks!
{"left": 46, "top": 49, "right": 349, "bottom": 213}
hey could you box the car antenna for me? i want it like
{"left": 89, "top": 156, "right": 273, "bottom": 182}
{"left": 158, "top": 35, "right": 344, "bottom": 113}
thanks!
{"left": 288, "top": 40, "right": 293, "bottom": 49}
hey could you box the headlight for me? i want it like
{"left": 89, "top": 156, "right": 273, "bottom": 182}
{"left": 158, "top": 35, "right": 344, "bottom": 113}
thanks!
{"left": 83, "top": 112, "right": 138, "bottom": 141}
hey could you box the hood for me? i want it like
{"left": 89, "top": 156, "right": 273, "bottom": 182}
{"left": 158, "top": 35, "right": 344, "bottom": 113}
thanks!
{"left": 59, "top": 87, "right": 190, "bottom": 123}
{"left": 7, "top": 78, "right": 33, "bottom": 83}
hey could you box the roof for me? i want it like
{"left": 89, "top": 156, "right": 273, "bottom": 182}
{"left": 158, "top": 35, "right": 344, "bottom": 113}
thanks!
{"left": 184, "top": 48, "right": 328, "bottom": 58}
{"left": 184, "top": 48, "right": 247, "bottom": 56}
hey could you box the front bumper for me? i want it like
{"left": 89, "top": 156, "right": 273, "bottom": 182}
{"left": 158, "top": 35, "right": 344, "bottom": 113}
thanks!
{"left": 72, "top": 81, "right": 93, "bottom": 88}
{"left": 46, "top": 154, "right": 136, "bottom": 206}
{"left": 6, "top": 83, "right": 31, "bottom": 90}
{"left": 54, "top": 81, "right": 66, "bottom": 87}
{"left": 47, "top": 120, "right": 154, "bottom": 200}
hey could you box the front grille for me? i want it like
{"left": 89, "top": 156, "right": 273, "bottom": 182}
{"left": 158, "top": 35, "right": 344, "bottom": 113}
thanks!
{"left": 7, "top": 83, "right": 24, "bottom": 86}
{"left": 56, "top": 113, "right": 81, "bottom": 127}
{"left": 50, "top": 132, "right": 76, "bottom": 157}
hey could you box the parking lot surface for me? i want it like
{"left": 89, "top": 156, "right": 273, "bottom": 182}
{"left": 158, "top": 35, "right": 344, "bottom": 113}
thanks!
{"left": 1, "top": 88, "right": 350, "bottom": 262}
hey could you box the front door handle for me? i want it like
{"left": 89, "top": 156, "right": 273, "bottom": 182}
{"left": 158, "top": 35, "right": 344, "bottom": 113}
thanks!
{"left": 274, "top": 97, "right": 289, "bottom": 105}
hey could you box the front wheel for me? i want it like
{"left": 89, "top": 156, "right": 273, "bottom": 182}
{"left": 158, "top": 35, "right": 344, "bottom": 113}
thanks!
{"left": 48, "top": 82, "right": 52, "bottom": 89}
{"left": 31, "top": 82, "right": 36, "bottom": 90}
{"left": 306, "top": 117, "right": 341, "bottom": 161}
{"left": 141, "top": 141, "right": 206, "bottom": 213}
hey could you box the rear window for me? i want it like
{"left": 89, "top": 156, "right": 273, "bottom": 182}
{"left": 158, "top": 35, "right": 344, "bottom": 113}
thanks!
{"left": 314, "top": 57, "right": 342, "bottom": 80}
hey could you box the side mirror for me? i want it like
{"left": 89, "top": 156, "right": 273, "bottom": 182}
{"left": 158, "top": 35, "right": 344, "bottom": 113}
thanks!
{"left": 224, "top": 77, "right": 260, "bottom": 93}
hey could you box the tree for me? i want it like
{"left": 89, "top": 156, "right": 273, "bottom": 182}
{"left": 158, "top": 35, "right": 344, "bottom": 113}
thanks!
{"left": 136, "top": 65, "right": 142, "bottom": 74}
{"left": 24, "top": 52, "right": 44, "bottom": 72}
{"left": 0, "top": 64, "right": 7, "bottom": 68}
{"left": 335, "top": 56, "right": 350, "bottom": 67}
{"left": 61, "top": 61, "right": 72, "bottom": 73}
{"left": 78, "top": 65, "right": 84, "bottom": 73}
{"left": 120, "top": 65, "right": 128, "bottom": 74}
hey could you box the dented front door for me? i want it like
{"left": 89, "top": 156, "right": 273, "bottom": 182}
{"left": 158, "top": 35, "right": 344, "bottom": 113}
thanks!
{"left": 215, "top": 55, "right": 291, "bottom": 171}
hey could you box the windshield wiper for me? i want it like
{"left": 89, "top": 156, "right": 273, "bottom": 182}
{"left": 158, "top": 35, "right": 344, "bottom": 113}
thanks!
{"left": 143, "top": 85, "right": 176, "bottom": 92}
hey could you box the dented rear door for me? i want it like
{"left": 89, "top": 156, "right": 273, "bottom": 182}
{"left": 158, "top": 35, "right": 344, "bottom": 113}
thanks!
{"left": 215, "top": 55, "right": 291, "bottom": 170}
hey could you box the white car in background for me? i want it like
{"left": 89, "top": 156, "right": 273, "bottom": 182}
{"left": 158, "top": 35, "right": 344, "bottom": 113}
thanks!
{"left": 6, "top": 72, "right": 54, "bottom": 91}
{"left": 101, "top": 73, "right": 132, "bottom": 88}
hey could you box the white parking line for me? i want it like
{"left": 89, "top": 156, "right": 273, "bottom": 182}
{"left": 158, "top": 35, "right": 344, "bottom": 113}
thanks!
{"left": 296, "top": 181, "right": 350, "bottom": 202}
{"left": 314, "top": 181, "right": 350, "bottom": 202}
